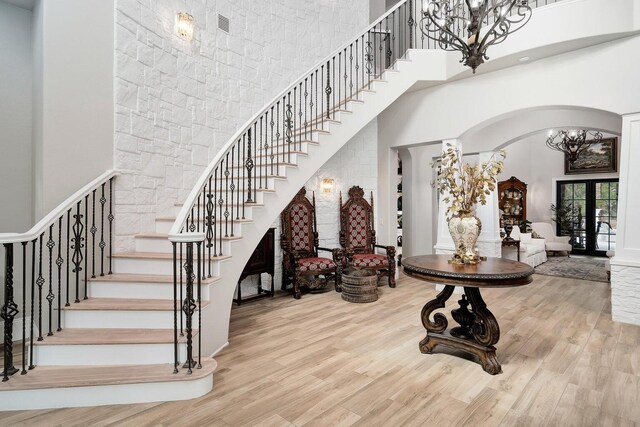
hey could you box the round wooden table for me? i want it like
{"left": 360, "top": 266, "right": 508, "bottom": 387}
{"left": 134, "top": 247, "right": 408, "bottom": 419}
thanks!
{"left": 402, "top": 255, "right": 534, "bottom": 375}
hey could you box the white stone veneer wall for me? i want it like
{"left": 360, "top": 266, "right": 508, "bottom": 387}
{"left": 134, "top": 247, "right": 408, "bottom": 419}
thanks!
{"left": 114, "top": 0, "right": 369, "bottom": 251}
{"left": 240, "top": 120, "right": 378, "bottom": 295}
{"left": 611, "top": 263, "right": 640, "bottom": 326}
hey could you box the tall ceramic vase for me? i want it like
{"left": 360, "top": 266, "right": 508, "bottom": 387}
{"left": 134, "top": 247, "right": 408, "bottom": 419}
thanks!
{"left": 448, "top": 211, "right": 482, "bottom": 265}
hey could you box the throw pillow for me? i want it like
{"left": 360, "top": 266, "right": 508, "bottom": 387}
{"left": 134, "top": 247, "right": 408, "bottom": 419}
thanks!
{"left": 532, "top": 231, "right": 544, "bottom": 239}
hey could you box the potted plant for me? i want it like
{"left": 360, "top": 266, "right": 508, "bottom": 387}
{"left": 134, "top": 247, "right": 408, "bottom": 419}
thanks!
{"left": 550, "top": 202, "right": 578, "bottom": 243}
{"left": 434, "top": 144, "right": 506, "bottom": 264}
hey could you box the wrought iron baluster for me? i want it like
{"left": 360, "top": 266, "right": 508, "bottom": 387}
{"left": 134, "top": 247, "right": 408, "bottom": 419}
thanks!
{"left": 241, "top": 136, "right": 245, "bottom": 220}
{"left": 21, "top": 242, "right": 27, "bottom": 374}
{"left": 84, "top": 195, "right": 88, "bottom": 300}
{"left": 29, "top": 239, "right": 35, "bottom": 369}
{"left": 197, "top": 241, "right": 202, "bottom": 369}
{"left": 72, "top": 202, "right": 84, "bottom": 305}
{"left": 246, "top": 129, "right": 254, "bottom": 204}
{"left": 2, "top": 243, "right": 19, "bottom": 381}
{"left": 183, "top": 241, "right": 196, "bottom": 374}
{"left": 325, "top": 61, "right": 331, "bottom": 121}
{"left": 297, "top": 84, "right": 303, "bottom": 149}
{"left": 206, "top": 177, "right": 214, "bottom": 278}
{"left": 304, "top": 78, "right": 309, "bottom": 141}
{"left": 99, "top": 183, "right": 106, "bottom": 276}
{"left": 46, "top": 225, "right": 55, "bottom": 336}
{"left": 286, "top": 94, "right": 292, "bottom": 164}
{"left": 66, "top": 210, "right": 70, "bottom": 307}
{"left": 350, "top": 44, "right": 354, "bottom": 100}
{"left": 334, "top": 51, "right": 342, "bottom": 108}
{"left": 56, "top": 218, "right": 63, "bottom": 332}
{"left": 253, "top": 122, "right": 257, "bottom": 199}
{"left": 355, "top": 40, "right": 359, "bottom": 100}
{"left": 224, "top": 154, "right": 230, "bottom": 238}
{"left": 172, "top": 241, "right": 179, "bottom": 373}
{"left": 36, "top": 234, "right": 44, "bottom": 340}
{"left": 109, "top": 178, "right": 114, "bottom": 275}
{"left": 236, "top": 140, "right": 240, "bottom": 221}
{"left": 179, "top": 243, "right": 183, "bottom": 336}
{"left": 218, "top": 166, "right": 224, "bottom": 256}
{"left": 201, "top": 187, "right": 206, "bottom": 278}
{"left": 270, "top": 107, "right": 275, "bottom": 175}
{"left": 335, "top": 55, "right": 339, "bottom": 120}
{"left": 285, "top": 102, "right": 293, "bottom": 165}
{"left": 276, "top": 102, "right": 280, "bottom": 170}
{"left": 343, "top": 49, "right": 347, "bottom": 104}
{"left": 91, "top": 190, "right": 96, "bottom": 278}
{"left": 197, "top": 192, "right": 201, "bottom": 233}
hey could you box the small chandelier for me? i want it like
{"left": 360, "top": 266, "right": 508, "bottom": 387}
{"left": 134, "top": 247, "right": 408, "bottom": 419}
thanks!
{"left": 546, "top": 129, "right": 603, "bottom": 163}
{"left": 420, "top": 0, "right": 532, "bottom": 73}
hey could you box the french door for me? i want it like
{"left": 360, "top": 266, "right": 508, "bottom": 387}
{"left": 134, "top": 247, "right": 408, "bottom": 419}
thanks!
{"left": 557, "top": 179, "right": 618, "bottom": 256}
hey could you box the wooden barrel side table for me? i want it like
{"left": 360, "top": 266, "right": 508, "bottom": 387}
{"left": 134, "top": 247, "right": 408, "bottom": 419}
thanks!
{"left": 341, "top": 268, "right": 378, "bottom": 303}
{"left": 402, "top": 255, "right": 534, "bottom": 375}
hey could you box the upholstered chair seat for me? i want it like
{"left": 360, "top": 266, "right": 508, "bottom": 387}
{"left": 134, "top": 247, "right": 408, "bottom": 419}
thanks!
{"left": 298, "top": 257, "right": 337, "bottom": 272}
{"left": 352, "top": 253, "right": 388, "bottom": 268}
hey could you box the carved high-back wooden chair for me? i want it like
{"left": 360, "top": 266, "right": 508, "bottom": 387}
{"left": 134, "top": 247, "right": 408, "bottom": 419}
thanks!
{"left": 339, "top": 186, "right": 396, "bottom": 287}
{"left": 281, "top": 188, "right": 342, "bottom": 299}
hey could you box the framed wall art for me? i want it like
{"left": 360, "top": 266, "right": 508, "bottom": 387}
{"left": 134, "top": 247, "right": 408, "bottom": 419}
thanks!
{"left": 565, "top": 137, "right": 617, "bottom": 175}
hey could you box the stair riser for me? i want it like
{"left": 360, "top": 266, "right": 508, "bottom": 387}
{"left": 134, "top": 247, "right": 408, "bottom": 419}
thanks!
{"left": 114, "top": 257, "right": 223, "bottom": 276}
{"left": 156, "top": 216, "right": 248, "bottom": 234}
{"left": 89, "top": 281, "right": 212, "bottom": 300}
{"left": 136, "top": 237, "right": 236, "bottom": 255}
{"left": 34, "top": 342, "right": 188, "bottom": 366}
{"left": 64, "top": 309, "right": 201, "bottom": 329}
{"left": 135, "top": 235, "right": 237, "bottom": 254}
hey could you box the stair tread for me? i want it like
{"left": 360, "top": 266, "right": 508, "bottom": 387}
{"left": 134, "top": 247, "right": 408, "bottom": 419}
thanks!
{"left": 34, "top": 328, "right": 196, "bottom": 345}
{"left": 62, "top": 298, "right": 210, "bottom": 311}
{"left": 158, "top": 215, "right": 254, "bottom": 223}
{"left": 0, "top": 358, "right": 216, "bottom": 391}
{"left": 136, "top": 233, "right": 242, "bottom": 241}
{"left": 89, "top": 273, "right": 221, "bottom": 284}
{"left": 112, "top": 251, "right": 232, "bottom": 261}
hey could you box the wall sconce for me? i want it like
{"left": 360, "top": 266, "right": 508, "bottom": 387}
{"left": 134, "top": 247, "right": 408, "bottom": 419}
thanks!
{"left": 176, "top": 12, "right": 194, "bottom": 41}
{"left": 321, "top": 179, "right": 334, "bottom": 193}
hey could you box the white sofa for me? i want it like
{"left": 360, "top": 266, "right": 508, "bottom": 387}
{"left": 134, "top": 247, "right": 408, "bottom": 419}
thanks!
{"left": 502, "top": 227, "right": 547, "bottom": 267}
{"left": 531, "top": 222, "right": 572, "bottom": 256}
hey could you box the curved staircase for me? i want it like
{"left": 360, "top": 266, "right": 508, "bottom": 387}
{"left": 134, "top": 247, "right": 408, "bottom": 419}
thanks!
{"left": 0, "top": 0, "right": 572, "bottom": 411}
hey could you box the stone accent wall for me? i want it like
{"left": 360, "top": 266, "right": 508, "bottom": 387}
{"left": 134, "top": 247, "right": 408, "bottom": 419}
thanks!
{"left": 113, "top": 0, "right": 369, "bottom": 251}
{"left": 612, "top": 263, "right": 640, "bottom": 326}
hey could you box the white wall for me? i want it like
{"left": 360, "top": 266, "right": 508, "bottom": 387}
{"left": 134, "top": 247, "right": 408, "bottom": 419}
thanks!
{"left": 0, "top": 2, "right": 33, "bottom": 233}
{"left": 33, "top": 0, "right": 114, "bottom": 219}
{"left": 498, "top": 133, "right": 620, "bottom": 224}
{"left": 113, "top": 0, "right": 370, "bottom": 251}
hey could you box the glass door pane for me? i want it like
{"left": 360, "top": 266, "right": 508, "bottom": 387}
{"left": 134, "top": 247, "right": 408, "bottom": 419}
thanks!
{"left": 595, "top": 181, "right": 617, "bottom": 253}
{"left": 559, "top": 182, "right": 587, "bottom": 253}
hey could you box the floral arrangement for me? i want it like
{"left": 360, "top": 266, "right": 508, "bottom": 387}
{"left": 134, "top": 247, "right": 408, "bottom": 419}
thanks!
{"left": 434, "top": 144, "right": 506, "bottom": 218}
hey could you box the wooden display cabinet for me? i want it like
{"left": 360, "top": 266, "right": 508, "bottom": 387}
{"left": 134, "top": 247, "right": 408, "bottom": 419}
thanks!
{"left": 498, "top": 177, "right": 527, "bottom": 230}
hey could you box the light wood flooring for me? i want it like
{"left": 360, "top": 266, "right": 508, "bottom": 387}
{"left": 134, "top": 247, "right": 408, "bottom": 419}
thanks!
{"left": 2, "top": 272, "right": 639, "bottom": 426}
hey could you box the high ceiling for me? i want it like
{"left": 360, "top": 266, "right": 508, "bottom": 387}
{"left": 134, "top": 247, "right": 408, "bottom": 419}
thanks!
{"left": 0, "top": 0, "right": 35, "bottom": 11}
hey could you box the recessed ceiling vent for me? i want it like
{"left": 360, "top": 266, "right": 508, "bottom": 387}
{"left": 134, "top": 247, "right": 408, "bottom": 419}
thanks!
{"left": 218, "top": 14, "right": 230, "bottom": 33}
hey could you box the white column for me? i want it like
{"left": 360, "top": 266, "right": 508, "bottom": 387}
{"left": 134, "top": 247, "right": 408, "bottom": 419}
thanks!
{"left": 434, "top": 139, "right": 459, "bottom": 255}
{"left": 475, "top": 151, "right": 502, "bottom": 258}
{"left": 611, "top": 113, "right": 640, "bottom": 326}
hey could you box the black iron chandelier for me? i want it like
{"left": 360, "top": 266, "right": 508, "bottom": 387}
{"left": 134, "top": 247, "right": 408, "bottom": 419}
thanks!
{"left": 546, "top": 129, "right": 603, "bottom": 163}
{"left": 420, "top": 0, "right": 532, "bottom": 73}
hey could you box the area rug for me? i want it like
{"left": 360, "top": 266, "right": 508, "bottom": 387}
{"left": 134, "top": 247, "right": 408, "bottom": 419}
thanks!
{"left": 534, "top": 256, "right": 608, "bottom": 283}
